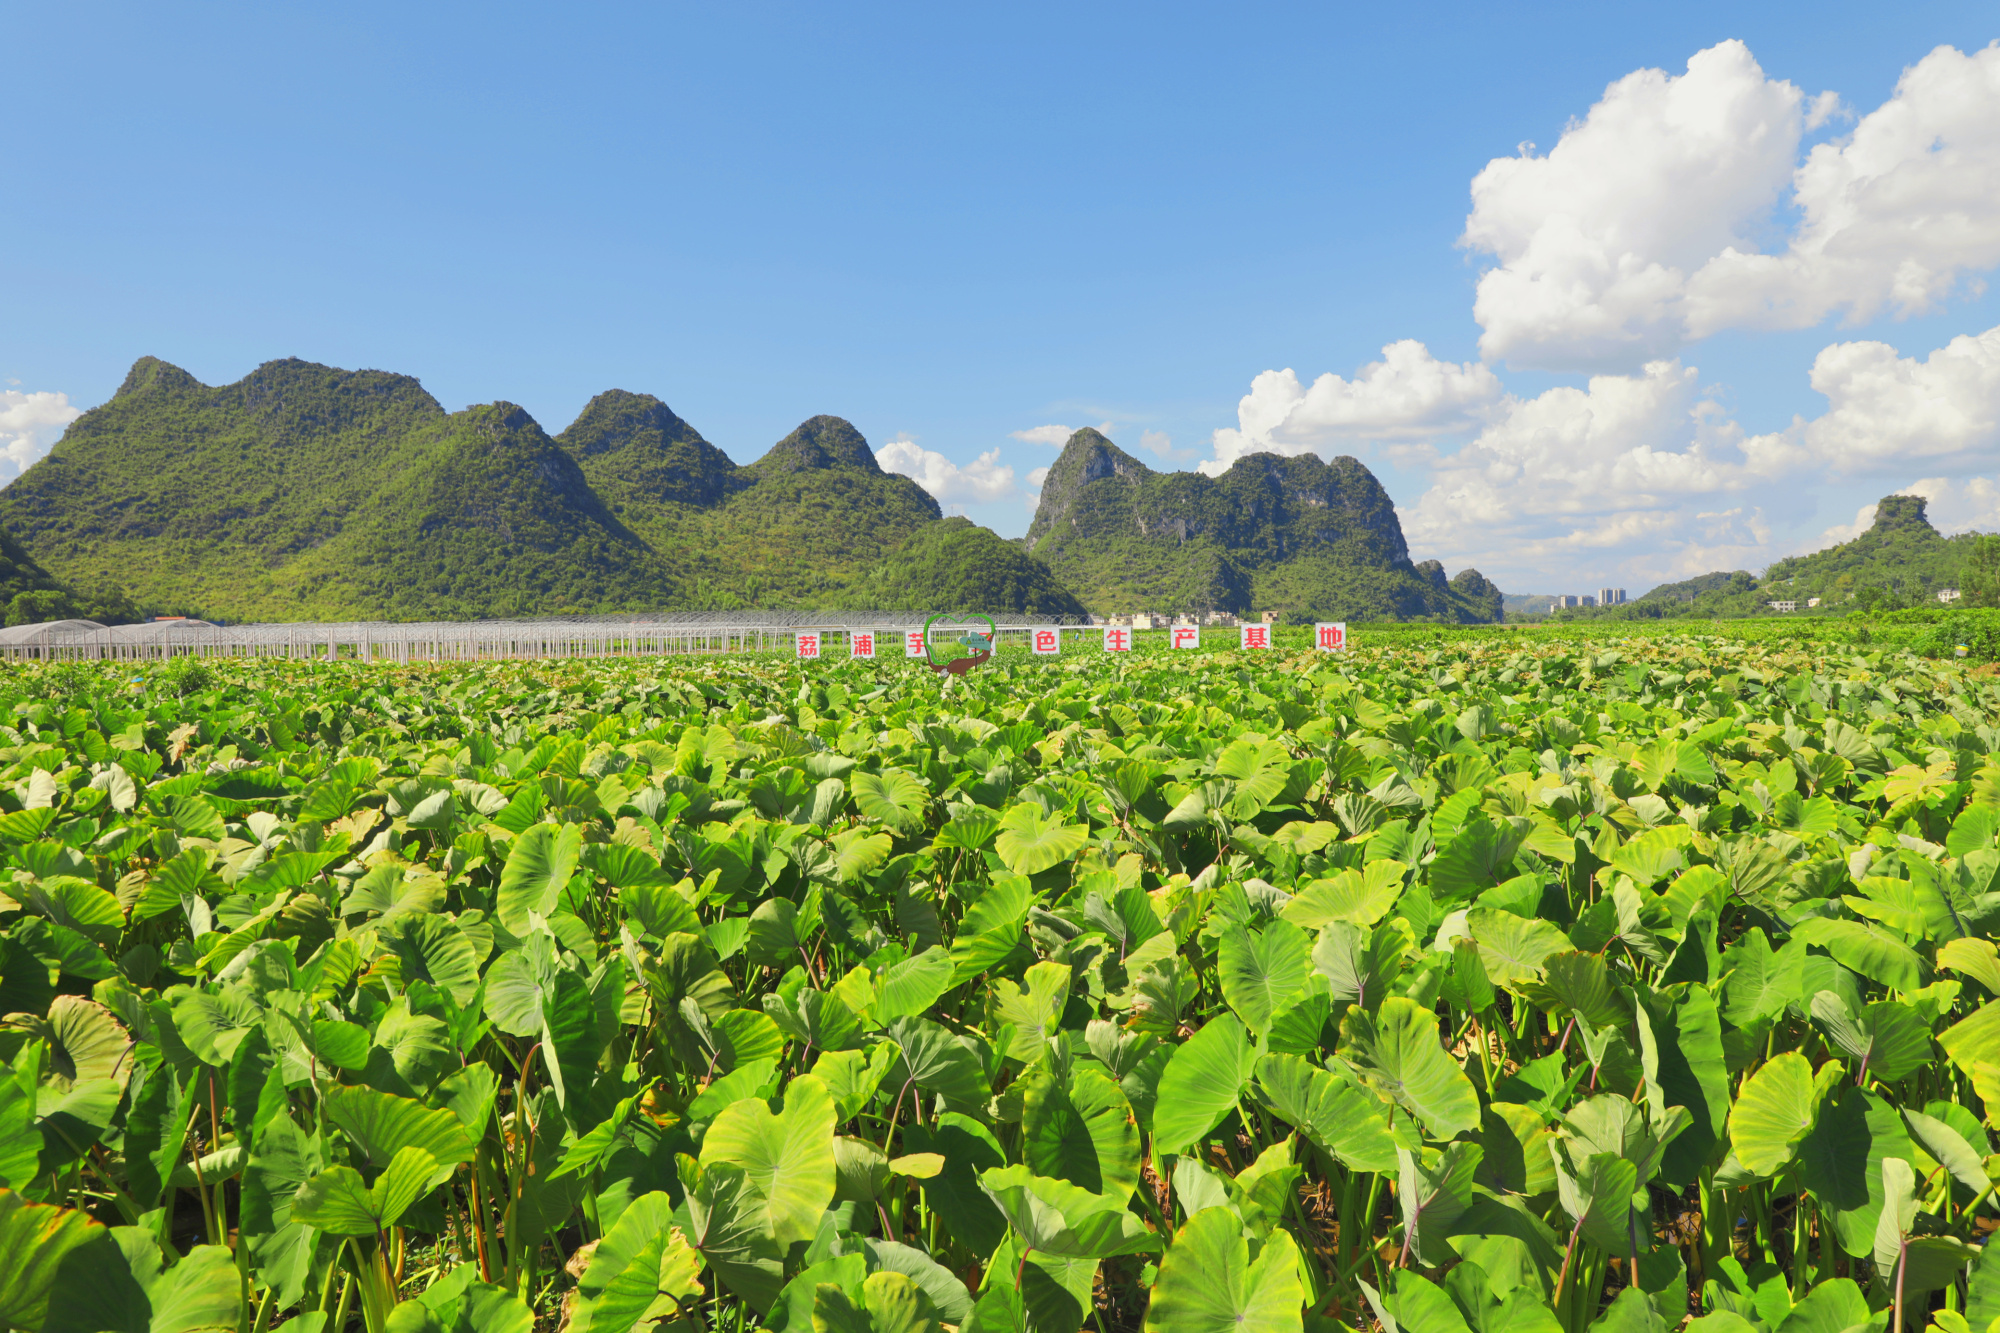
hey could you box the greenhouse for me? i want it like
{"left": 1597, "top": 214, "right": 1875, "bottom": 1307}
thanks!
{"left": 0, "top": 611, "right": 1088, "bottom": 661}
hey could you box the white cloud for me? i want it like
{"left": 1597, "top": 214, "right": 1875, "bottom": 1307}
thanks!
{"left": 1399, "top": 320, "right": 2000, "bottom": 587}
{"left": 0, "top": 390, "right": 81, "bottom": 484}
{"left": 1402, "top": 360, "right": 1733, "bottom": 551}
{"left": 1139, "top": 429, "right": 1200, "bottom": 462}
{"left": 1778, "top": 324, "right": 2000, "bottom": 473}
{"left": 1798, "top": 499, "right": 1882, "bottom": 553}
{"left": 1011, "top": 420, "right": 1115, "bottom": 448}
{"left": 1908, "top": 475, "right": 2000, "bottom": 534}
{"left": 1203, "top": 340, "right": 1503, "bottom": 475}
{"left": 1024, "top": 464, "right": 1051, "bottom": 513}
{"left": 876, "top": 434, "right": 1019, "bottom": 504}
{"left": 1464, "top": 40, "right": 2000, "bottom": 370}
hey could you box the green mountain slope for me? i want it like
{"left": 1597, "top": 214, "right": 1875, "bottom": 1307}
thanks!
{"left": 840, "top": 516, "right": 1087, "bottom": 615}
{"left": 1565, "top": 494, "right": 1982, "bottom": 622}
{"left": 556, "top": 400, "right": 943, "bottom": 607}
{"left": 1762, "top": 494, "right": 1974, "bottom": 600}
{"left": 1, "top": 361, "right": 945, "bottom": 621}
{"left": 0, "top": 523, "right": 138, "bottom": 626}
{"left": 1023, "top": 429, "right": 1501, "bottom": 622}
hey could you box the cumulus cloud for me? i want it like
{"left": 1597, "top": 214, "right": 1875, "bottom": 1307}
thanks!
{"left": 0, "top": 390, "right": 81, "bottom": 483}
{"left": 1011, "top": 420, "right": 1114, "bottom": 448}
{"left": 1909, "top": 475, "right": 2000, "bottom": 534}
{"left": 1202, "top": 340, "right": 1503, "bottom": 475}
{"left": 876, "top": 435, "right": 1019, "bottom": 504}
{"left": 1465, "top": 40, "right": 2000, "bottom": 370}
{"left": 1777, "top": 324, "right": 2000, "bottom": 474}
{"left": 1399, "top": 319, "right": 2000, "bottom": 586}
{"left": 1401, "top": 360, "right": 1734, "bottom": 551}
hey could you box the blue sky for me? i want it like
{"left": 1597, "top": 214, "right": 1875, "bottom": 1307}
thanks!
{"left": 5, "top": 1, "right": 2000, "bottom": 595}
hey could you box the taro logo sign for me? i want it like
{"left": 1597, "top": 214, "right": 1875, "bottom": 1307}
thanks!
{"left": 922, "top": 613, "right": 996, "bottom": 676}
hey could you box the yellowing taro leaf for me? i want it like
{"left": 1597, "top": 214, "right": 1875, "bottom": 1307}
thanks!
{"left": 1884, "top": 762, "right": 1956, "bottom": 806}
{"left": 889, "top": 1154, "right": 945, "bottom": 1179}
{"left": 1940, "top": 1002, "right": 2000, "bottom": 1076}
{"left": 1606, "top": 826, "right": 1690, "bottom": 887}
{"left": 1281, "top": 863, "right": 1407, "bottom": 929}
{"left": 993, "top": 805, "right": 1087, "bottom": 876}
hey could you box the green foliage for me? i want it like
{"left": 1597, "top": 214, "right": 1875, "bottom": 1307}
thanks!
{"left": 0, "top": 630, "right": 1994, "bottom": 1332}
{"left": 839, "top": 518, "right": 1086, "bottom": 617}
{"left": 0, "top": 361, "right": 952, "bottom": 622}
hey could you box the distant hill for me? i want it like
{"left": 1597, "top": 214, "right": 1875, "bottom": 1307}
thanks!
{"left": 839, "top": 517, "right": 1086, "bottom": 617}
{"left": 0, "top": 358, "right": 942, "bottom": 621}
{"left": 1558, "top": 494, "right": 1983, "bottom": 622}
{"left": 1637, "top": 571, "right": 1757, "bottom": 603}
{"left": 1501, "top": 592, "right": 1559, "bottom": 615}
{"left": 1, "top": 356, "right": 1511, "bottom": 625}
{"left": 1023, "top": 430, "right": 1502, "bottom": 622}
{"left": 556, "top": 396, "right": 942, "bottom": 608}
{"left": 1762, "top": 495, "right": 1975, "bottom": 600}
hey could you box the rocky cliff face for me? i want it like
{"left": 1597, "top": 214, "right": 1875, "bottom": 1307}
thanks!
{"left": 1023, "top": 430, "right": 1503, "bottom": 622}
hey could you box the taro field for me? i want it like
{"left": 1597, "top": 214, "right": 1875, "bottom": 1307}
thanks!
{"left": 0, "top": 638, "right": 1998, "bottom": 1333}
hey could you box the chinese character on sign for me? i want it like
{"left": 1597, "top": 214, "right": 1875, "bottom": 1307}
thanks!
{"left": 796, "top": 632, "right": 821, "bottom": 659}
{"left": 1103, "top": 627, "right": 1132, "bottom": 653}
{"left": 1031, "top": 628, "right": 1060, "bottom": 655}
{"left": 851, "top": 632, "right": 875, "bottom": 659}
{"left": 1170, "top": 625, "right": 1199, "bottom": 650}
{"left": 905, "top": 631, "right": 926, "bottom": 658}
{"left": 1240, "top": 624, "right": 1271, "bottom": 650}
{"left": 1315, "top": 622, "right": 1347, "bottom": 652}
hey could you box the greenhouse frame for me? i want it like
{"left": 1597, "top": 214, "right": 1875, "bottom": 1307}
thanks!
{"left": 0, "top": 612, "right": 1091, "bottom": 662}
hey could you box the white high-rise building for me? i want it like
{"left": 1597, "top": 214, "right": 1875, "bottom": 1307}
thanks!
{"left": 1596, "top": 588, "right": 1627, "bottom": 606}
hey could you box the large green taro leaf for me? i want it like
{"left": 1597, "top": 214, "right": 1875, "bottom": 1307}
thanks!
{"left": 698, "top": 1073, "right": 837, "bottom": 1248}
{"left": 1151, "top": 1016, "right": 1255, "bottom": 1156}
{"left": 1143, "top": 1206, "right": 1303, "bottom": 1333}
{"left": 1339, "top": 997, "right": 1480, "bottom": 1140}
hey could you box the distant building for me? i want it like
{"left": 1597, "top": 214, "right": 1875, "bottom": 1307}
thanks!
{"left": 1596, "top": 588, "right": 1627, "bottom": 606}
{"left": 1202, "top": 610, "right": 1238, "bottom": 626}
{"left": 1260, "top": 611, "right": 1280, "bottom": 624}
{"left": 1580, "top": 595, "right": 1597, "bottom": 608}
{"left": 1768, "top": 600, "right": 1797, "bottom": 612}
{"left": 1128, "top": 613, "right": 1160, "bottom": 631}
{"left": 1940, "top": 588, "right": 1963, "bottom": 604}
{"left": 1807, "top": 597, "right": 1822, "bottom": 608}
{"left": 1554, "top": 595, "right": 1580, "bottom": 609}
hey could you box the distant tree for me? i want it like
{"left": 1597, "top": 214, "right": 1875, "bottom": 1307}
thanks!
{"left": 1963, "top": 535, "right": 2000, "bottom": 607}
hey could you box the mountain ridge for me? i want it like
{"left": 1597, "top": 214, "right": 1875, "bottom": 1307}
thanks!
{"left": 1024, "top": 429, "right": 1502, "bottom": 622}
{"left": 2, "top": 356, "right": 1505, "bottom": 625}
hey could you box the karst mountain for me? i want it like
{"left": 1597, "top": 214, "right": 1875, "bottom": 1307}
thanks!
{"left": 0, "top": 356, "right": 1503, "bottom": 624}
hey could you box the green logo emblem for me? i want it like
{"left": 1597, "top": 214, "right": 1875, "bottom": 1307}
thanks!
{"left": 921, "top": 613, "right": 997, "bottom": 676}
